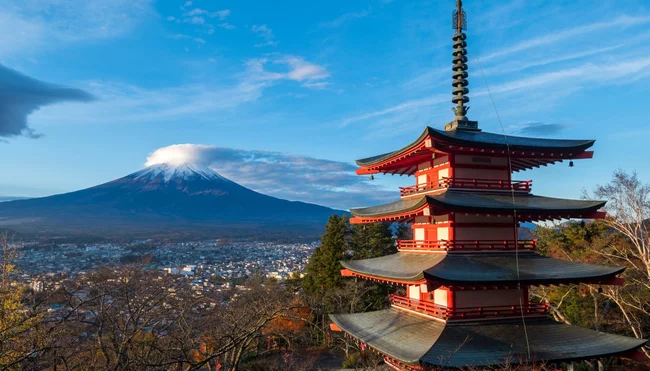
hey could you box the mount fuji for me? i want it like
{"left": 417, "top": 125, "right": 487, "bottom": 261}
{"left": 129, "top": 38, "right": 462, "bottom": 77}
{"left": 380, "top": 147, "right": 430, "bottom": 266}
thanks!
{"left": 0, "top": 163, "right": 344, "bottom": 239}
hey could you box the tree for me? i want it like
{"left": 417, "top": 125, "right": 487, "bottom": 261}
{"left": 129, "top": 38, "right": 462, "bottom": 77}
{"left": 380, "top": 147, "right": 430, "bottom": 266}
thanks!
{"left": 0, "top": 232, "right": 52, "bottom": 370}
{"left": 588, "top": 170, "right": 650, "bottom": 358}
{"left": 303, "top": 215, "right": 350, "bottom": 298}
{"left": 349, "top": 222, "right": 396, "bottom": 260}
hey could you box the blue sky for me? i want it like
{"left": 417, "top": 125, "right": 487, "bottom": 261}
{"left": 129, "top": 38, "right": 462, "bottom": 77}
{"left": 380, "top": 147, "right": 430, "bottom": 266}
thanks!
{"left": 1, "top": 0, "right": 650, "bottom": 210}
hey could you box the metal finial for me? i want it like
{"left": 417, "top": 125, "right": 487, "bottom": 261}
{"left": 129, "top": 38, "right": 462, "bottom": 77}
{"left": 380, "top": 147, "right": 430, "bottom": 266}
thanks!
{"left": 453, "top": 0, "right": 467, "bottom": 31}
{"left": 446, "top": 0, "right": 478, "bottom": 131}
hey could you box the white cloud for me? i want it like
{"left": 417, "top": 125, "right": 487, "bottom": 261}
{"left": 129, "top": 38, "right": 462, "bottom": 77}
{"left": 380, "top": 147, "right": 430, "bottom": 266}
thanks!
{"left": 282, "top": 57, "right": 330, "bottom": 81}
{"left": 31, "top": 55, "right": 330, "bottom": 126}
{"left": 183, "top": 8, "right": 230, "bottom": 20}
{"left": 170, "top": 33, "right": 205, "bottom": 45}
{"left": 246, "top": 56, "right": 330, "bottom": 87}
{"left": 144, "top": 144, "right": 394, "bottom": 209}
{"left": 302, "top": 81, "right": 330, "bottom": 90}
{"left": 340, "top": 54, "right": 650, "bottom": 132}
{"left": 321, "top": 10, "right": 370, "bottom": 28}
{"left": 0, "top": 0, "right": 154, "bottom": 58}
{"left": 185, "top": 16, "right": 205, "bottom": 25}
{"left": 481, "top": 15, "right": 650, "bottom": 62}
{"left": 251, "top": 24, "right": 277, "bottom": 47}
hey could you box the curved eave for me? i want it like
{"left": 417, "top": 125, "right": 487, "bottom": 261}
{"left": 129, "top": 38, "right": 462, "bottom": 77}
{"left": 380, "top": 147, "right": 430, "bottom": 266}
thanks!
{"left": 428, "top": 127, "right": 595, "bottom": 153}
{"left": 330, "top": 309, "right": 647, "bottom": 367}
{"left": 350, "top": 196, "right": 429, "bottom": 223}
{"left": 340, "top": 253, "right": 444, "bottom": 283}
{"left": 355, "top": 127, "right": 596, "bottom": 174}
{"left": 350, "top": 192, "right": 606, "bottom": 223}
{"left": 356, "top": 127, "right": 432, "bottom": 168}
{"left": 329, "top": 309, "right": 441, "bottom": 365}
{"left": 429, "top": 191, "right": 606, "bottom": 215}
{"left": 340, "top": 252, "right": 625, "bottom": 286}
{"left": 425, "top": 253, "right": 625, "bottom": 285}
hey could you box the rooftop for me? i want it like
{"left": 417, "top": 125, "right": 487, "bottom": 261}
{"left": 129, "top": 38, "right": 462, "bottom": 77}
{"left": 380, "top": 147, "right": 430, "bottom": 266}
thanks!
{"left": 330, "top": 309, "right": 646, "bottom": 367}
{"left": 350, "top": 191, "right": 606, "bottom": 223}
{"left": 341, "top": 251, "right": 624, "bottom": 285}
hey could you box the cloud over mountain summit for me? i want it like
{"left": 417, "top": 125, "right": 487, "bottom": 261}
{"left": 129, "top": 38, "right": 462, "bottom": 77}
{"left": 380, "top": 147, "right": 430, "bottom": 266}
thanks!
{"left": 145, "top": 144, "right": 394, "bottom": 210}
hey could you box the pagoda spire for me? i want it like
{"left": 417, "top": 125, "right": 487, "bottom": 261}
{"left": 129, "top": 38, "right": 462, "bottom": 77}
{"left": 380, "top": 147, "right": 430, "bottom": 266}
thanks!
{"left": 445, "top": 0, "right": 480, "bottom": 131}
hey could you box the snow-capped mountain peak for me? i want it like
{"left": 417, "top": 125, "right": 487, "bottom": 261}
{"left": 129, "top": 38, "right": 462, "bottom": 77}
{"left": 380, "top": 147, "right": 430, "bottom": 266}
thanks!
{"left": 133, "top": 163, "right": 232, "bottom": 183}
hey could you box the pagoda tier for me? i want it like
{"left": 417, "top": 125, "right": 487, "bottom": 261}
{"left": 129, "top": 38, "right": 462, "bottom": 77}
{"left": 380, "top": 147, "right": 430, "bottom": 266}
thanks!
{"left": 350, "top": 191, "right": 606, "bottom": 224}
{"left": 356, "top": 127, "right": 595, "bottom": 175}
{"left": 340, "top": 252, "right": 624, "bottom": 286}
{"left": 330, "top": 309, "right": 647, "bottom": 368}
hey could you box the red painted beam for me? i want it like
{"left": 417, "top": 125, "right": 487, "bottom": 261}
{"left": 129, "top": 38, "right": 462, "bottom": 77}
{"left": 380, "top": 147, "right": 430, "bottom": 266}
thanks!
{"left": 329, "top": 323, "right": 342, "bottom": 332}
{"left": 572, "top": 150, "right": 594, "bottom": 159}
{"left": 341, "top": 268, "right": 354, "bottom": 277}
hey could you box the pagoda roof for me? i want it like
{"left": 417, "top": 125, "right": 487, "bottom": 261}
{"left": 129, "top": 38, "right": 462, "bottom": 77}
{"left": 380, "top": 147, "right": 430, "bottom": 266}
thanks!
{"left": 350, "top": 191, "right": 605, "bottom": 223}
{"left": 356, "top": 127, "right": 595, "bottom": 174}
{"left": 340, "top": 252, "right": 624, "bottom": 285}
{"left": 329, "top": 309, "right": 646, "bottom": 367}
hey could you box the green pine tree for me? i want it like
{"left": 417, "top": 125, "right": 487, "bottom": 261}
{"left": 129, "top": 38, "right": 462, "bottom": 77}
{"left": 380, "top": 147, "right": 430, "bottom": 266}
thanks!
{"left": 303, "top": 215, "right": 350, "bottom": 297}
{"left": 349, "top": 222, "right": 397, "bottom": 259}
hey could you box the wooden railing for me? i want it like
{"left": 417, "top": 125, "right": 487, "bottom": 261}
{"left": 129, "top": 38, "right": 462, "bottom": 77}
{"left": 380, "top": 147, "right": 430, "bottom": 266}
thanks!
{"left": 399, "top": 177, "right": 532, "bottom": 196}
{"left": 389, "top": 295, "right": 549, "bottom": 320}
{"left": 397, "top": 239, "right": 537, "bottom": 252}
{"left": 390, "top": 294, "right": 450, "bottom": 319}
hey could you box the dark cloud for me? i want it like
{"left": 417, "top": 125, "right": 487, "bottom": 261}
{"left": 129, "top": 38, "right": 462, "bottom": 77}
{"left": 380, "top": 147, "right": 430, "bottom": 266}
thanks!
{"left": 146, "top": 144, "right": 396, "bottom": 210}
{"left": 0, "top": 64, "right": 94, "bottom": 138}
{"left": 517, "top": 122, "right": 567, "bottom": 136}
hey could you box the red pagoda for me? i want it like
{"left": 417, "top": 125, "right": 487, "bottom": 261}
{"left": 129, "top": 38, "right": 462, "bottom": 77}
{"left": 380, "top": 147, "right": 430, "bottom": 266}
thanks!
{"left": 329, "top": 1, "right": 647, "bottom": 369}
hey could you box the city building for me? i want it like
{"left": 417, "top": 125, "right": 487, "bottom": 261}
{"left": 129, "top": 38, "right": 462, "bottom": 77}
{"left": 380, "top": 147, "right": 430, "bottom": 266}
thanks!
{"left": 329, "top": 1, "right": 648, "bottom": 369}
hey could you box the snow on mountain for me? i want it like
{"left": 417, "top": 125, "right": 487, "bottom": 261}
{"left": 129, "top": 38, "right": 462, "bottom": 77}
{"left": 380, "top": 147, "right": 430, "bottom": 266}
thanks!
{"left": 133, "top": 163, "right": 233, "bottom": 183}
{"left": 0, "top": 159, "right": 343, "bottom": 238}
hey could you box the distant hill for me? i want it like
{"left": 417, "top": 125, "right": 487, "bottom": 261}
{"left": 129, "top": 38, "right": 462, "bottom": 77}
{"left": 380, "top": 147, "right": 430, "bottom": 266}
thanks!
{"left": 0, "top": 196, "right": 28, "bottom": 202}
{"left": 518, "top": 222, "right": 537, "bottom": 240}
{"left": 0, "top": 163, "right": 344, "bottom": 240}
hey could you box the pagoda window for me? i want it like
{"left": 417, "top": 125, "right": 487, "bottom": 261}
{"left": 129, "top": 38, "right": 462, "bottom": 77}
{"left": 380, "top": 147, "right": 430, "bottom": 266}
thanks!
{"left": 407, "top": 284, "right": 421, "bottom": 300}
{"left": 438, "top": 168, "right": 450, "bottom": 181}
{"left": 417, "top": 173, "right": 428, "bottom": 187}
{"left": 414, "top": 228, "right": 425, "bottom": 241}
{"left": 433, "top": 288, "right": 448, "bottom": 307}
{"left": 437, "top": 227, "right": 449, "bottom": 241}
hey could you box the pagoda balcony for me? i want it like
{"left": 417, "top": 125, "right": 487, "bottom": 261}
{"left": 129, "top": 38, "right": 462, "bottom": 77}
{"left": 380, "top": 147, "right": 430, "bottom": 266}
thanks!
{"left": 399, "top": 177, "right": 532, "bottom": 197}
{"left": 397, "top": 239, "right": 537, "bottom": 252}
{"left": 389, "top": 294, "right": 549, "bottom": 321}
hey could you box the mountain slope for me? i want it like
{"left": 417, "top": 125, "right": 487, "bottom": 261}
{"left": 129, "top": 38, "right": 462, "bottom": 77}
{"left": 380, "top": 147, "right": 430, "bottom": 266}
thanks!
{"left": 0, "top": 163, "right": 343, "bottom": 238}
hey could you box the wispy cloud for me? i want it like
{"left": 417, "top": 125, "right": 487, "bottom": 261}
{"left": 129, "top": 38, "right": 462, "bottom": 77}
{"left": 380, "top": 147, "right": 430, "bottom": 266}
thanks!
{"left": 182, "top": 8, "right": 231, "bottom": 22}
{"left": 251, "top": 24, "right": 278, "bottom": 47}
{"left": 0, "top": 0, "right": 153, "bottom": 58}
{"left": 170, "top": 34, "right": 205, "bottom": 44}
{"left": 0, "top": 64, "right": 94, "bottom": 139}
{"left": 479, "top": 44, "right": 624, "bottom": 76}
{"left": 481, "top": 15, "right": 650, "bottom": 62}
{"left": 218, "top": 23, "right": 236, "bottom": 30}
{"left": 170, "top": 4, "right": 233, "bottom": 34}
{"left": 144, "top": 144, "right": 394, "bottom": 209}
{"left": 321, "top": 10, "right": 370, "bottom": 28}
{"left": 32, "top": 55, "right": 330, "bottom": 126}
{"left": 341, "top": 55, "right": 650, "bottom": 132}
{"left": 341, "top": 94, "right": 447, "bottom": 127}
{"left": 511, "top": 122, "right": 568, "bottom": 136}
